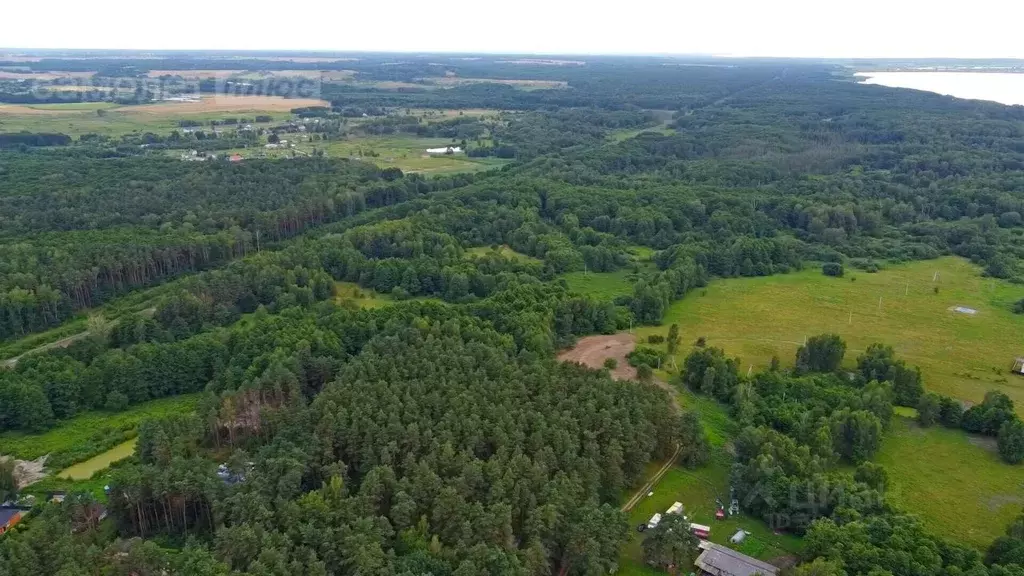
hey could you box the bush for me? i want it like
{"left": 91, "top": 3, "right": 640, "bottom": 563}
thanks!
{"left": 647, "top": 334, "right": 665, "bottom": 344}
{"left": 603, "top": 357, "right": 618, "bottom": 370}
{"left": 637, "top": 364, "right": 653, "bottom": 382}
{"left": 627, "top": 346, "right": 665, "bottom": 369}
{"left": 1013, "top": 298, "right": 1024, "bottom": 314}
{"left": 917, "top": 393, "right": 941, "bottom": 427}
{"left": 822, "top": 262, "right": 844, "bottom": 277}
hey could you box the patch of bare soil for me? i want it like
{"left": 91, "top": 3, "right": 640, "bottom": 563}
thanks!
{"left": 558, "top": 332, "right": 681, "bottom": 412}
{"left": 558, "top": 333, "right": 637, "bottom": 380}
{"left": 1, "top": 455, "right": 48, "bottom": 488}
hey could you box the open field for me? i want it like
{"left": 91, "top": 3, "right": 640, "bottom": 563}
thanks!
{"left": 251, "top": 135, "right": 511, "bottom": 174}
{"left": 0, "top": 95, "right": 321, "bottom": 136}
{"left": 146, "top": 69, "right": 245, "bottom": 79}
{"left": 877, "top": 415, "right": 1024, "bottom": 549}
{"left": 638, "top": 257, "right": 1024, "bottom": 415}
{"left": 558, "top": 333, "right": 638, "bottom": 380}
{"left": 426, "top": 77, "right": 569, "bottom": 90}
{"left": 125, "top": 95, "right": 327, "bottom": 114}
{"left": 0, "top": 70, "right": 95, "bottom": 80}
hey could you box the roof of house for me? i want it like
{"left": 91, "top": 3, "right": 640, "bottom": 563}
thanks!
{"left": 695, "top": 542, "right": 779, "bottom": 576}
{"left": 0, "top": 507, "right": 21, "bottom": 527}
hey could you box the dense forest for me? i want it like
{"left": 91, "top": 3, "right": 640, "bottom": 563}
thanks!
{"left": 2, "top": 53, "right": 1024, "bottom": 576}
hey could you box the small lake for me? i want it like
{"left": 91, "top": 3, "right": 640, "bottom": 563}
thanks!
{"left": 856, "top": 71, "right": 1024, "bottom": 106}
{"left": 57, "top": 437, "right": 137, "bottom": 480}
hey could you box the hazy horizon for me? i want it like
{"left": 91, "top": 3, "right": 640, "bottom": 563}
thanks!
{"left": 5, "top": 0, "right": 1024, "bottom": 59}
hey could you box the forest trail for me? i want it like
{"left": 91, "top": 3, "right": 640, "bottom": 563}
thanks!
{"left": 1, "top": 307, "right": 155, "bottom": 369}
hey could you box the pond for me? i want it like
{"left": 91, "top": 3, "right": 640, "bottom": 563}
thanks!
{"left": 57, "top": 437, "right": 138, "bottom": 480}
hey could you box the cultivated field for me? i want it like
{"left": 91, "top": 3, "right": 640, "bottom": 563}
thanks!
{"left": 0, "top": 95, "right": 325, "bottom": 136}
{"left": 639, "top": 257, "right": 1024, "bottom": 414}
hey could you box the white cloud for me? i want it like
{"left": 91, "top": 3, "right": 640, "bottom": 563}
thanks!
{"left": 3, "top": 0, "right": 1023, "bottom": 58}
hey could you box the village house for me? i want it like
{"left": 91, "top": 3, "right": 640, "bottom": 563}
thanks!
{"left": 0, "top": 507, "right": 23, "bottom": 534}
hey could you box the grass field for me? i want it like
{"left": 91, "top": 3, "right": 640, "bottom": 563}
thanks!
{"left": 0, "top": 95, "right": 324, "bottom": 136}
{"left": 638, "top": 257, "right": 1024, "bottom": 415}
{"left": 876, "top": 415, "right": 1024, "bottom": 549}
{"left": 228, "top": 135, "right": 510, "bottom": 174}
{"left": 0, "top": 394, "right": 200, "bottom": 463}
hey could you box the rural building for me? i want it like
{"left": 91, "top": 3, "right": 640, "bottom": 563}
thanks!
{"left": 0, "top": 507, "right": 22, "bottom": 534}
{"left": 694, "top": 541, "right": 779, "bottom": 576}
{"left": 647, "top": 513, "right": 662, "bottom": 529}
{"left": 229, "top": 154, "right": 244, "bottom": 162}
{"left": 666, "top": 502, "right": 684, "bottom": 515}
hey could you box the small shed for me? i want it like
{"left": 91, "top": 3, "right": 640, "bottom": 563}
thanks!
{"left": 666, "top": 502, "right": 684, "bottom": 515}
{"left": 1012, "top": 358, "right": 1024, "bottom": 375}
{"left": 647, "top": 513, "right": 662, "bottom": 529}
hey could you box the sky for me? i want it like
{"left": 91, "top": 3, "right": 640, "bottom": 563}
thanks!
{"left": 4, "top": 0, "right": 1024, "bottom": 59}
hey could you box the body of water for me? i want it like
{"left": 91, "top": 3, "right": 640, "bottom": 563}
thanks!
{"left": 856, "top": 71, "right": 1024, "bottom": 106}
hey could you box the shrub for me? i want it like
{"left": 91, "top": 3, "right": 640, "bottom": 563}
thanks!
{"left": 647, "top": 334, "right": 665, "bottom": 344}
{"left": 603, "top": 357, "right": 618, "bottom": 370}
{"left": 822, "top": 262, "right": 844, "bottom": 277}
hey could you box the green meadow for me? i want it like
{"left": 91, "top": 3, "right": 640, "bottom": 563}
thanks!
{"left": 640, "top": 257, "right": 1024, "bottom": 415}
{"left": 877, "top": 415, "right": 1024, "bottom": 549}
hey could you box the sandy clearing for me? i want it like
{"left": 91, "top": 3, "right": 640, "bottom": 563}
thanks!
{"left": 558, "top": 332, "right": 681, "bottom": 412}
{"left": 0, "top": 454, "right": 48, "bottom": 488}
{"left": 122, "top": 95, "right": 329, "bottom": 115}
{"left": 558, "top": 333, "right": 638, "bottom": 380}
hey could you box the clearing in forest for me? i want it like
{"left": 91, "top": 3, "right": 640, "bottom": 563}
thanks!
{"left": 640, "top": 256, "right": 1024, "bottom": 415}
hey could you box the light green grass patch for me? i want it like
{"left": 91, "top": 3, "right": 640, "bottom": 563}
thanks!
{"left": 334, "top": 282, "right": 393, "bottom": 309}
{"left": 57, "top": 438, "right": 137, "bottom": 480}
{"left": 876, "top": 415, "right": 1024, "bottom": 549}
{"left": 562, "top": 269, "right": 644, "bottom": 301}
{"left": 464, "top": 245, "right": 541, "bottom": 264}
{"left": 640, "top": 257, "right": 1024, "bottom": 415}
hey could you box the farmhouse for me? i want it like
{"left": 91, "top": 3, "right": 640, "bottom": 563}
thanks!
{"left": 0, "top": 507, "right": 22, "bottom": 534}
{"left": 694, "top": 541, "right": 779, "bottom": 576}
